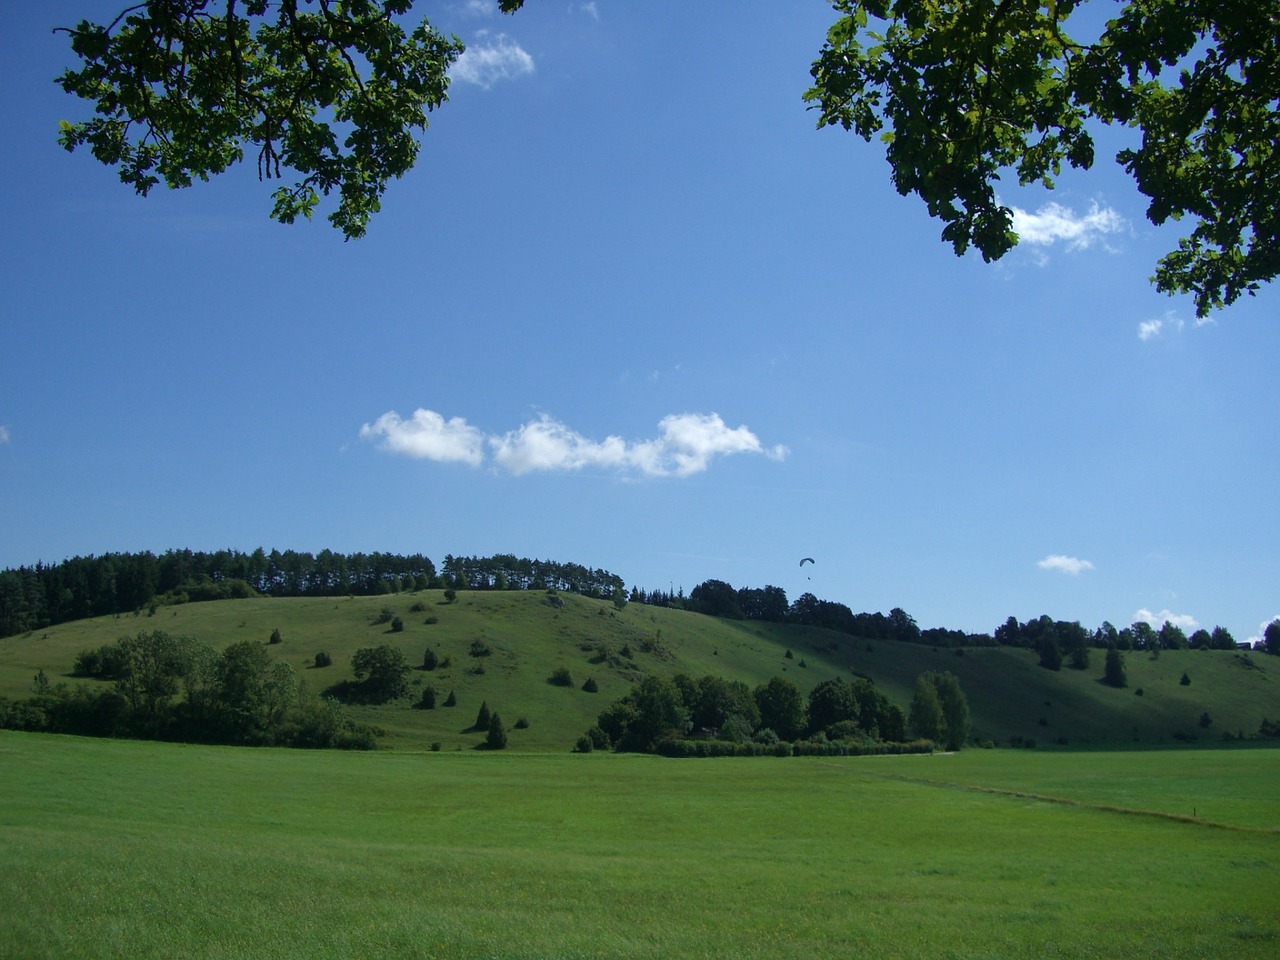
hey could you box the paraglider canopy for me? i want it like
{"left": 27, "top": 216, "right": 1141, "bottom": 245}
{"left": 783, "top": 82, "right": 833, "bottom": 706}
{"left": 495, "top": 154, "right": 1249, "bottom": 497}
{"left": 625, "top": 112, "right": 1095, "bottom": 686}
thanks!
{"left": 799, "top": 557, "right": 815, "bottom": 566}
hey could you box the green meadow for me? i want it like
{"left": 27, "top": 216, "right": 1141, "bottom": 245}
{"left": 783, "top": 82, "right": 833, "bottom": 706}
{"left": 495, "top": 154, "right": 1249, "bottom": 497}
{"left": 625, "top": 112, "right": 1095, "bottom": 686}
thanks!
{"left": 2, "top": 731, "right": 1277, "bottom": 959}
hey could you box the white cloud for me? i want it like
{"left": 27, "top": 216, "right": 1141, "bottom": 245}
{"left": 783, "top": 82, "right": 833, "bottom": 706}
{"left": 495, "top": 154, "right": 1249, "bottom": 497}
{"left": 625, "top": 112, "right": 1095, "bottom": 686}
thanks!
{"left": 579, "top": 2, "right": 600, "bottom": 19}
{"left": 0, "top": 425, "right": 9, "bottom": 444}
{"left": 1037, "top": 554, "right": 1095, "bottom": 575}
{"left": 362, "top": 409, "right": 787, "bottom": 478}
{"left": 1010, "top": 201, "right": 1125, "bottom": 251}
{"left": 1137, "top": 309, "right": 1214, "bottom": 341}
{"left": 462, "top": 0, "right": 494, "bottom": 16}
{"left": 1247, "top": 616, "right": 1280, "bottom": 647}
{"left": 1135, "top": 608, "right": 1200, "bottom": 632}
{"left": 450, "top": 33, "right": 534, "bottom": 88}
{"left": 359, "top": 409, "right": 486, "bottom": 466}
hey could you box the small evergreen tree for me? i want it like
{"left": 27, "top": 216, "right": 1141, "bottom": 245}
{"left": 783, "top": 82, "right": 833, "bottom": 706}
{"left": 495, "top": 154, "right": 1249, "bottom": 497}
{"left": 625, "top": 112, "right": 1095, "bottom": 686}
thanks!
{"left": 269, "top": 627, "right": 283, "bottom": 645}
{"left": 581, "top": 677, "right": 598, "bottom": 693}
{"left": 418, "top": 685, "right": 436, "bottom": 710}
{"left": 444, "top": 689, "right": 457, "bottom": 707}
{"left": 474, "top": 700, "right": 491, "bottom": 731}
{"left": 390, "top": 616, "right": 404, "bottom": 633}
{"left": 313, "top": 651, "right": 332, "bottom": 668}
{"left": 1180, "top": 672, "right": 1191, "bottom": 686}
{"left": 486, "top": 712, "right": 508, "bottom": 749}
{"left": 422, "top": 648, "right": 438, "bottom": 671}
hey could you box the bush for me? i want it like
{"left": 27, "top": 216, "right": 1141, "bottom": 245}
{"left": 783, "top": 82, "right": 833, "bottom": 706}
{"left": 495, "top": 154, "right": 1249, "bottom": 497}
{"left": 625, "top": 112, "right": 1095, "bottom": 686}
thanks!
{"left": 422, "top": 648, "right": 438, "bottom": 671}
{"left": 390, "top": 616, "right": 404, "bottom": 633}
{"left": 514, "top": 717, "right": 529, "bottom": 729}
{"left": 314, "top": 651, "right": 332, "bottom": 668}
{"left": 586, "top": 725, "right": 610, "bottom": 750}
{"left": 269, "top": 627, "right": 283, "bottom": 645}
{"left": 424, "top": 616, "right": 439, "bottom": 625}
{"left": 486, "top": 712, "right": 508, "bottom": 750}
{"left": 430, "top": 741, "right": 442, "bottom": 752}
{"left": 581, "top": 677, "right": 598, "bottom": 693}
{"left": 443, "top": 589, "right": 457, "bottom": 603}
{"left": 443, "top": 690, "right": 457, "bottom": 707}
{"left": 374, "top": 606, "right": 394, "bottom": 625}
{"left": 417, "top": 685, "right": 437, "bottom": 710}
{"left": 474, "top": 701, "right": 491, "bottom": 731}
{"left": 1180, "top": 672, "right": 1191, "bottom": 686}
{"left": 409, "top": 601, "right": 428, "bottom": 613}
{"left": 575, "top": 735, "right": 593, "bottom": 753}
{"left": 469, "top": 639, "right": 491, "bottom": 658}
{"left": 549, "top": 666, "right": 573, "bottom": 687}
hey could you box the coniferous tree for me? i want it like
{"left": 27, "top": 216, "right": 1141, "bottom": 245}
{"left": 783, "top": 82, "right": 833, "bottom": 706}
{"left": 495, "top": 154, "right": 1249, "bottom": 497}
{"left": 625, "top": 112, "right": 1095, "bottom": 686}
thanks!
{"left": 474, "top": 700, "right": 491, "bottom": 731}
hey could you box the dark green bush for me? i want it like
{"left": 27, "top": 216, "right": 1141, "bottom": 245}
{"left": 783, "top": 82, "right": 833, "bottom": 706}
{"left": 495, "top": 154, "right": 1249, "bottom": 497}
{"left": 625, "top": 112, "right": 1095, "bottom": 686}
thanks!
{"left": 486, "top": 713, "right": 508, "bottom": 750}
{"left": 549, "top": 666, "right": 573, "bottom": 687}
{"left": 575, "top": 735, "right": 593, "bottom": 753}
{"left": 390, "top": 616, "right": 404, "bottom": 633}
{"left": 314, "top": 651, "right": 332, "bottom": 668}
{"left": 581, "top": 677, "right": 598, "bottom": 693}
{"left": 269, "top": 627, "right": 283, "bottom": 645}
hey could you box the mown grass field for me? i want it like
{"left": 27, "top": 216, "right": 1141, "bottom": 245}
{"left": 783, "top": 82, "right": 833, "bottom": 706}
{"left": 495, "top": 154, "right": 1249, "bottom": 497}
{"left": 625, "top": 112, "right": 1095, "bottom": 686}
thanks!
{"left": 2, "top": 731, "right": 1277, "bottom": 959}
{"left": 3, "top": 591, "right": 1277, "bottom": 751}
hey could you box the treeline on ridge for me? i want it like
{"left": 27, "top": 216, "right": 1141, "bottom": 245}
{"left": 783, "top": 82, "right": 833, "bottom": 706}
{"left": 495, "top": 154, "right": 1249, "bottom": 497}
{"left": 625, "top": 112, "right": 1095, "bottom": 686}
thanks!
{"left": 655, "top": 578, "right": 1259, "bottom": 656}
{"left": 0, "top": 549, "right": 626, "bottom": 638}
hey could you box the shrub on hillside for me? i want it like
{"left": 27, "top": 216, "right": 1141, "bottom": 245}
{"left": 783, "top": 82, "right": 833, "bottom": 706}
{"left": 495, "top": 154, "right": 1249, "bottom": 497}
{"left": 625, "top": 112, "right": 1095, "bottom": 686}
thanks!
{"left": 390, "top": 616, "right": 404, "bottom": 633}
{"left": 313, "top": 651, "right": 332, "bottom": 668}
{"left": 486, "top": 713, "right": 508, "bottom": 750}
{"left": 549, "top": 666, "right": 573, "bottom": 687}
{"left": 416, "top": 685, "right": 436, "bottom": 710}
{"left": 444, "top": 690, "right": 457, "bottom": 707}
{"left": 575, "top": 734, "right": 593, "bottom": 753}
{"left": 581, "top": 677, "right": 598, "bottom": 693}
{"left": 269, "top": 627, "right": 283, "bottom": 645}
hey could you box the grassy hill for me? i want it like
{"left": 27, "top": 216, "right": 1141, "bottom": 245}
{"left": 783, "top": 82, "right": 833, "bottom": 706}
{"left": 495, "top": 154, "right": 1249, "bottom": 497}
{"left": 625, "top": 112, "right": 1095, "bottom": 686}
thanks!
{"left": 2, "top": 589, "right": 1276, "bottom": 751}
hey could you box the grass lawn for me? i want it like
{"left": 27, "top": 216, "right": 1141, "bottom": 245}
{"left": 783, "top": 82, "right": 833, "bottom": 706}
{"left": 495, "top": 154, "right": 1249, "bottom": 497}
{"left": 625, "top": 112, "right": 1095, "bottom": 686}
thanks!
{"left": 2, "top": 731, "right": 1277, "bottom": 959}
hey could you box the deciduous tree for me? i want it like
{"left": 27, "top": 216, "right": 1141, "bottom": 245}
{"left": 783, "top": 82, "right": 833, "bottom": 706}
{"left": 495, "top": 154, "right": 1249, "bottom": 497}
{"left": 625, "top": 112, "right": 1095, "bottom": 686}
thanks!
{"left": 806, "top": 0, "right": 1280, "bottom": 314}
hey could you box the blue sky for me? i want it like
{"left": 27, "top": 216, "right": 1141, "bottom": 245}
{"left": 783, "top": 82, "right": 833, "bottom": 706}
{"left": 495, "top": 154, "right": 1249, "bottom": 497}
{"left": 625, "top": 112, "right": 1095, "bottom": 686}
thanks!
{"left": 1, "top": 2, "right": 1276, "bottom": 643}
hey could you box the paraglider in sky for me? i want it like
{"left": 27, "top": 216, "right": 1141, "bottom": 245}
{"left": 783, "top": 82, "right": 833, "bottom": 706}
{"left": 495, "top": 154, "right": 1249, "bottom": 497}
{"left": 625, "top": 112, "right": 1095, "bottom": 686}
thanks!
{"left": 799, "top": 557, "right": 815, "bottom": 567}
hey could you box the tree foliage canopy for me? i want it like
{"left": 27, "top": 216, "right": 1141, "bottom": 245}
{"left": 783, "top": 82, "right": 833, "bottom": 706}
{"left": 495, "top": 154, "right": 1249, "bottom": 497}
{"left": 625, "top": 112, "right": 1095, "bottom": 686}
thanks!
{"left": 58, "top": 2, "right": 1275, "bottom": 311}
{"left": 56, "top": 0, "right": 464, "bottom": 239}
{"left": 805, "top": 0, "right": 1279, "bottom": 315}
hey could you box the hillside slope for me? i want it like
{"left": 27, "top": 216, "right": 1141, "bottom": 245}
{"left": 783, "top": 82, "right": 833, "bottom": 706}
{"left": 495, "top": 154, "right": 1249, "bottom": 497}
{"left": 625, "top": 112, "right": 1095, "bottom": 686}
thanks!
{"left": 2, "top": 590, "right": 1275, "bottom": 751}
